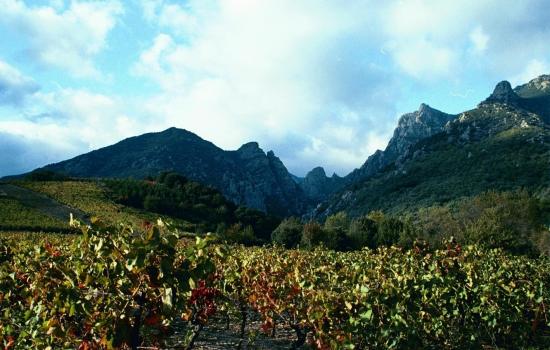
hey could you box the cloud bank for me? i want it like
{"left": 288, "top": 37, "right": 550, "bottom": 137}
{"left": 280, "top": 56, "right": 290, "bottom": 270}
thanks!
{"left": 0, "top": 0, "right": 122, "bottom": 77}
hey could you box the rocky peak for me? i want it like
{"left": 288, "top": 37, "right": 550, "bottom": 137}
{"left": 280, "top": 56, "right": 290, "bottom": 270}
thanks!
{"left": 481, "top": 80, "right": 520, "bottom": 106}
{"left": 236, "top": 142, "right": 264, "bottom": 159}
{"left": 266, "top": 150, "right": 289, "bottom": 173}
{"left": 514, "top": 74, "right": 550, "bottom": 98}
{"left": 305, "top": 166, "right": 327, "bottom": 179}
{"left": 390, "top": 104, "right": 456, "bottom": 155}
{"left": 346, "top": 104, "right": 456, "bottom": 183}
{"left": 300, "top": 166, "right": 345, "bottom": 203}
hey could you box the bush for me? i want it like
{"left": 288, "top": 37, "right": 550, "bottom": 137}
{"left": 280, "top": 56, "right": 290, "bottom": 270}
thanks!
{"left": 375, "top": 216, "right": 403, "bottom": 247}
{"left": 416, "top": 206, "right": 463, "bottom": 248}
{"left": 464, "top": 208, "right": 535, "bottom": 255}
{"left": 25, "top": 170, "right": 69, "bottom": 181}
{"left": 347, "top": 216, "right": 377, "bottom": 249}
{"left": 271, "top": 217, "right": 303, "bottom": 248}
{"left": 159, "top": 172, "right": 188, "bottom": 188}
{"left": 301, "top": 221, "right": 325, "bottom": 249}
{"left": 222, "top": 223, "right": 259, "bottom": 246}
{"left": 143, "top": 195, "right": 163, "bottom": 212}
{"left": 323, "top": 212, "right": 351, "bottom": 250}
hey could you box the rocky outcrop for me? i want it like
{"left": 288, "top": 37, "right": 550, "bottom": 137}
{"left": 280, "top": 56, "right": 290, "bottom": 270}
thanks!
{"left": 299, "top": 167, "right": 345, "bottom": 202}
{"left": 514, "top": 75, "right": 550, "bottom": 124}
{"left": 514, "top": 75, "right": 550, "bottom": 98}
{"left": 480, "top": 81, "right": 521, "bottom": 106}
{"left": 347, "top": 104, "right": 457, "bottom": 182}
{"left": 314, "top": 75, "right": 550, "bottom": 219}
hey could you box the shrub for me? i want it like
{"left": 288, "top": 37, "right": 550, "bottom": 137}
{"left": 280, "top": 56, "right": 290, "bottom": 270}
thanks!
{"left": 323, "top": 212, "right": 351, "bottom": 250}
{"left": 222, "top": 223, "right": 259, "bottom": 246}
{"left": 301, "top": 221, "right": 325, "bottom": 249}
{"left": 347, "top": 216, "right": 377, "bottom": 249}
{"left": 271, "top": 217, "right": 303, "bottom": 248}
{"left": 25, "top": 170, "right": 69, "bottom": 181}
{"left": 375, "top": 216, "right": 403, "bottom": 247}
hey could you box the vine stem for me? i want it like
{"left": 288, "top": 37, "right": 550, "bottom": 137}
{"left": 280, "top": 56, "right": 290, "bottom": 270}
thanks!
{"left": 184, "top": 323, "right": 204, "bottom": 350}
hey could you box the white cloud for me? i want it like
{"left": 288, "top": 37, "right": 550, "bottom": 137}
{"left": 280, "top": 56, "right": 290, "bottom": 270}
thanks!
{"left": 469, "top": 26, "right": 489, "bottom": 53}
{"left": 0, "top": 131, "right": 69, "bottom": 176}
{"left": 0, "top": 59, "right": 39, "bottom": 106}
{"left": 129, "top": 0, "right": 550, "bottom": 175}
{"left": 382, "top": 0, "right": 550, "bottom": 81}
{"left": 390, "top": 39, "right": 455, "bottom": 79}
{"left": 512, "top": 59, "right": 550, "bottom": 86}
{"left": 140, "top": 0, "right": 208, "bottom": 37}
{"left": 133, "top": 0, "right": 398, "bottom": 175}
{"left": 2, "top": 0, "right": 550, "bottom": 177}
{"left": 0, "top": 87, "right": 144, "bottom": 175}
{"left": 0, "top": 0, "right": 123, "bottom": 78}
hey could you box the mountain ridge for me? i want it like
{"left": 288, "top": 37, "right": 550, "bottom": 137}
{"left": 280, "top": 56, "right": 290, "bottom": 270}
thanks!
{"left": 20, "top": 74, "right": 550, "bottom": 219}
{"left": 34, "top": 127, "right": 310, "bottom": 217}
{"left": 314, "top": 74, "right": 550, "bottom": 218}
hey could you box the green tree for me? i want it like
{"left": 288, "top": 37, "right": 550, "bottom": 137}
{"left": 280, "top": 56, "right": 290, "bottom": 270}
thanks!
{"left": 375, "top": 216, "right": 402, "bottom": 247}
{"left": 347, "top": 216, "right": 377, "bottom": 249}
{"left": 301, "top": 221, "right": 325, "bottom": 249}
{"left": 271, "top": 217, "right": 303, "bottom": 248}
{"left": 458, "top": 190, "right": 541, "bottom": 255}
{"left": 323, "top": 212, "right": 350, "bottom": 250}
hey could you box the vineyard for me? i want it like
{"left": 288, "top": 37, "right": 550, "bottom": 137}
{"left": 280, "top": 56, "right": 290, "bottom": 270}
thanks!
{"left": 1, "top": 221, "right": 550, "bottom": 349}
{"left": 16, "top": 181, "right": 168, "bottom": 228}
{"left": 0, "top": 196, "right": 67, "bottom": 231}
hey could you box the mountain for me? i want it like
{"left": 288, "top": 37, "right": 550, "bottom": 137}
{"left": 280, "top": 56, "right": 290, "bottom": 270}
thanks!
{"left": 298, "top": 104, "right": 457, "bottom": 205}
{"left": 315, "top": 75, "right": 550, "bottom": 217}
{"left": 34, "top": 128, "right": 309, "bottom": 216}
{"left": 298, "top": 167, "right": 346, "bottom": 202}
{"left": 347, "top": 103, "right": 457, "bottom": 183}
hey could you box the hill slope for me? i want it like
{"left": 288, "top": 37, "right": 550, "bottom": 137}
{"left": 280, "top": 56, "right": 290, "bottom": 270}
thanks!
{"left": 315, "top": 75, "right": 550, "bottom": 217}
{"left": 34, "top": 128, "right": 308, "bottom": 216}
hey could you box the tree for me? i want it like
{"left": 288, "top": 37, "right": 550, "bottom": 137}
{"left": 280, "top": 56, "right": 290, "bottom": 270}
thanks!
{"left": 458, "top": 190, "right": 540, "bottom": 255}
{"left": 301, "top": 221, "right": 325, "bottom": 249}
{"left": 375, "top": 216, "right": 402, "bottom": 247}
{"left": 271, "top": 217, "right": 303, "bottom": 248}
{"left": 416, "top": 206, "right": 462, "bottom": 248}
{"left": 347, "top": 216, "right": 377, "bottom": 249}
{"left": 323, "top": 212, "right": 350, "bottom": 250}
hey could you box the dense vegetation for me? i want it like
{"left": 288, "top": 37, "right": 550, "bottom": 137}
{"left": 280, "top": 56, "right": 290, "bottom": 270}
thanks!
{"left": 104, "top": 172, "right": 281, "bottom": 243}
{"left": 0, "top": 197, "right": 67, "bottom": 232}
{"left": 2, "top": 221, "right": 550, "bottom": 349}
{"left": 217, "top": 244, "right": 550, "bottom": 349}
{"left": 13, "top": 174, "right": 281, "bottom": 243}
{"left": 0, "top": 220, "right": 218, "bottom": 349}
{"left": 274, "top": 190, "right": 550, "bottom": 256}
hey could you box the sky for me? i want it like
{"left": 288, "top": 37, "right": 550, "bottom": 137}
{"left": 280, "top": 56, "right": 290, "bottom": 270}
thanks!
{"left": 0, "top": 0, "right": 549, "bottom": 177}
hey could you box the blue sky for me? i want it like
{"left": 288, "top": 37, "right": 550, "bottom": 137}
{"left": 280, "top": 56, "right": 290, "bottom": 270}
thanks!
{"left": 1, "top": 0, "right": 549, "bottom": 177}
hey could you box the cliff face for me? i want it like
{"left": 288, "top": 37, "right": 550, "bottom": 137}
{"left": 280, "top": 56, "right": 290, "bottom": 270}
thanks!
{"left": 514, "top": 74, "right": 550, "bottom": 98}
{"left": 39, "top": 128, "right": 308, "bottom": 216}
{"left": 299, "top": 167, "right": 345, "bottom": 202}
{"left": 298, "top": 104, "right": 457, "bottom": 208}
{"left": 346, "top": 103, "right": 457, "bottom": 183}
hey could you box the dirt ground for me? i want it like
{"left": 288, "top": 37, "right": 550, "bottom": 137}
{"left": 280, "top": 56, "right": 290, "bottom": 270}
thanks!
{"left": 162, "top": 311, "right": 308, "bottom": 350}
